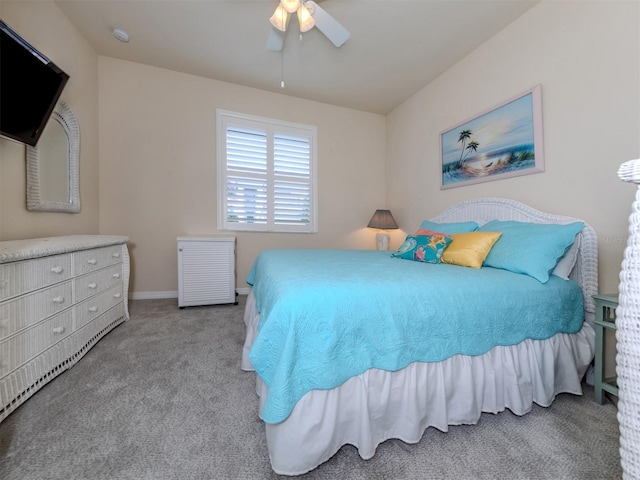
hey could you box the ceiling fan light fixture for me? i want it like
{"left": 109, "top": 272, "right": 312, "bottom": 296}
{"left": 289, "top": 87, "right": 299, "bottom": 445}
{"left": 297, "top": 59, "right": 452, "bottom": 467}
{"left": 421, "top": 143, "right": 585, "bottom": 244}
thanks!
{"left": 297, "top": 5, "right": 315, "bottom": 33}
{"left": 281, "top": 0, "right": 301, "bottom": 14}
{"left": 269, "top": 5, "right": 289, "bottom": 32}
{"left": 266, "top": 0, "right": 350, "bottom": 51}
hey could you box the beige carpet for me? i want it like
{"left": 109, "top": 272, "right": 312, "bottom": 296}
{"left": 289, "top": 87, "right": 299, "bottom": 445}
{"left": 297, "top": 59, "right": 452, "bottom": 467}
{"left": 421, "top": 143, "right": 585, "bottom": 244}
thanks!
{"left": 0, "top": 297, "right": 621, "bottom": 479}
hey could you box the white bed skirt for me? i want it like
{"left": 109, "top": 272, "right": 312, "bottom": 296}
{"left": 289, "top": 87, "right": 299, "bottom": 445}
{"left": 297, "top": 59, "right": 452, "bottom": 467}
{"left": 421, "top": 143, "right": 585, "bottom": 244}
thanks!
{"left": 242, "top": 290, "right": 596, "bottom": 476}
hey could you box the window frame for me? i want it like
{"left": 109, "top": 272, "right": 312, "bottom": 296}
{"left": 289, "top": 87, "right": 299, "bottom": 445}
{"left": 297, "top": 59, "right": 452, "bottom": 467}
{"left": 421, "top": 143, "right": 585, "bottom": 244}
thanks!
{"left": 216, "top": 109, "right": 318, "bottom": 233}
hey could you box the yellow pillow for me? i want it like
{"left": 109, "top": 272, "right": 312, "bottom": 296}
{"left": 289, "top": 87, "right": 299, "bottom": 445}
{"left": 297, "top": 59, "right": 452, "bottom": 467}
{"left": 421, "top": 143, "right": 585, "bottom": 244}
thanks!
{"left": 442, "top": 232, "right": 503, "bottom": 269}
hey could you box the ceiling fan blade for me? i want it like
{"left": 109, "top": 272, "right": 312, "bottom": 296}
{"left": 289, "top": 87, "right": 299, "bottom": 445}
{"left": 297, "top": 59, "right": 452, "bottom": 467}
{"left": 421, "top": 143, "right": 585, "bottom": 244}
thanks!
{"left": 306, "top": 1, "right": 350, "bottom": 48}
{"left": 266, "top": 27, "right": 285, "bottom": 51}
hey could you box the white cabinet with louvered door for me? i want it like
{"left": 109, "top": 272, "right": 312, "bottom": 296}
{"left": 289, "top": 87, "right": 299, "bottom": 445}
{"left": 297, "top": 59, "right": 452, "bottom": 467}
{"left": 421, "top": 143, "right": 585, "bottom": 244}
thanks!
{"left": 0, "top": 235, "right": 129, "bottom": 423}
{"left": 177, "top": 236, "right": 236, "bottom": 307}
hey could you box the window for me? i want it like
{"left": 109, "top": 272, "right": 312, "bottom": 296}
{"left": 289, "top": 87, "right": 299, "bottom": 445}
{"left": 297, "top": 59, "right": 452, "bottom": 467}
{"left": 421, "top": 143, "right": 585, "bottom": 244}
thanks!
{"left": 217, "top": 110, "right": 317, "bottom": 233}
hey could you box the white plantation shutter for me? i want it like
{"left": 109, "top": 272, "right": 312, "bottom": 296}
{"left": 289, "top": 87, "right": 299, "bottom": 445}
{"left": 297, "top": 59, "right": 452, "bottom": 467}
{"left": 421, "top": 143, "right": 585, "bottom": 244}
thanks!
{"left": 226, "top": 127, "right": 268, "bottom": 225}
{"left": 274, "top": 134, "right": 311, "bottom": 226}
{"left": 217, "top": 110, "right": 317, "bottom": 233}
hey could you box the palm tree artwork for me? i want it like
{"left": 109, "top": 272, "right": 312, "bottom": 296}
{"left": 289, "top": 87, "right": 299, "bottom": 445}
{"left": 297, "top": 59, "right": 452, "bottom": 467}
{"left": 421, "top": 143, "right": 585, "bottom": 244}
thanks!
{"left": 440, "top": 86, "right": 542, "bottom": 188}
{"left": 456, "top": 130, "right": 480, "bottom": 169}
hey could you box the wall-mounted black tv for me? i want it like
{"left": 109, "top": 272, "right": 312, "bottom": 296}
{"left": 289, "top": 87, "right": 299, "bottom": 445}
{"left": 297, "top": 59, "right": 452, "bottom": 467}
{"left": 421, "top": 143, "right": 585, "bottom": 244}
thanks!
{"left": 0, "top": 19, "right": 70, "bottom": 146}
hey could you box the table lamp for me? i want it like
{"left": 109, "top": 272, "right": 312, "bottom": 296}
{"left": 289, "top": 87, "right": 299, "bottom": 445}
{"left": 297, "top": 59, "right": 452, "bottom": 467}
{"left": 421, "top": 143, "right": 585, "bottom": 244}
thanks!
{"left": 367, "top": 209, "right": 398, "bottom": 250}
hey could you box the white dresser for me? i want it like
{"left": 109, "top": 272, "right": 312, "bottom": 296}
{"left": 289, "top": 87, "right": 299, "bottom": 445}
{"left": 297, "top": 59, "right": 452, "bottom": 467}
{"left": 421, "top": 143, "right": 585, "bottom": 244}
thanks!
{"left": 0, "top": 235, "right": 130, "bottom": 422}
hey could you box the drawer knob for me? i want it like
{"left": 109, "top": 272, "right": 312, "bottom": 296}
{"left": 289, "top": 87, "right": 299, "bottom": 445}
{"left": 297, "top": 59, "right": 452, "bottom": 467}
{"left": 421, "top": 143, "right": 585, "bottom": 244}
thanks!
{"left": 113, "top": 293, "right": 122, "bottom": 299}
{"left": 52, "top": 326, "right": 65, "bottom": 334}
{"left": 112, "top": 253, "right": 121, "bottom": 258}
{"left": 87, "top": 259, "right": 97, "bottom": 265}
{"left": 113, "top": 273, "right": 121, "bottom": 279}
{"left": 88, "top": 306, "right": 98, "bottom": 313}
{"left": 52, "top": 296, "right": 65, "bottom": 304}
{"left": 50, "top": 266, "right": 64, "bottom": 274}
{"left": 88, "top": 283, "right": 98, "bottom": 289}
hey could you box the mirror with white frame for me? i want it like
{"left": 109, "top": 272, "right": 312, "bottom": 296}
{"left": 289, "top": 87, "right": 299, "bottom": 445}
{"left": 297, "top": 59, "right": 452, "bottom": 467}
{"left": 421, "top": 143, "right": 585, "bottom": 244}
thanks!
{"left": 26, "top": 100, "right": 80, "bottom": 213}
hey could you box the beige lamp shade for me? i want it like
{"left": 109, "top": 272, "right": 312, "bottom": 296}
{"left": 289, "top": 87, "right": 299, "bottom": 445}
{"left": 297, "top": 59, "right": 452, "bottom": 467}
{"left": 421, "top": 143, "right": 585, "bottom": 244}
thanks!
{"left": 367, "top": 210, "right": 398, "bottom": 250}
{"left": 297, "top": 5, "right": 315, "bottom": 32}
{"left": 270, "top": 5, "right": 289, "bottom": 31}
{"left": 367, "top": 209, "right": 398, "bottom": 230}
{"left": 281, "top": 0, "right": 301, "bottom": 14}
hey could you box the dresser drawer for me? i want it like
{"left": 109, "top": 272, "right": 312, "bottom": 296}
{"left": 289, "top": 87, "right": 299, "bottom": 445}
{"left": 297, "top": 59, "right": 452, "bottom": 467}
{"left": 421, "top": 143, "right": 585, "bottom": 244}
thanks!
{"left": 74, "top": 301, "right": 126, "bottom": 355}
{"left": 74, "top": 264, "right": 124, "bottom": 303}
{"left": 0, "top": 281, "right": 73, "bottom": 341}
{"left": 0, "top": 309, "right": 74, "bottom": 377}
{"left": 73, "top": 245, "right": 123, "bottom": 276}
{"left": 0, "top": 254, "right": 72, "bottom": 302}
{"left": 74, "top": 284, "right": 124, "bottom": 330}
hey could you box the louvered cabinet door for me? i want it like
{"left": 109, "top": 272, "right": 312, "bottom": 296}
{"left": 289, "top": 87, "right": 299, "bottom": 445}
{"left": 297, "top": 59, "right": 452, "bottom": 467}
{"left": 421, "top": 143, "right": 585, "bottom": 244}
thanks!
{"left": 177, "top": 237, "right": 236, "bottom": 307}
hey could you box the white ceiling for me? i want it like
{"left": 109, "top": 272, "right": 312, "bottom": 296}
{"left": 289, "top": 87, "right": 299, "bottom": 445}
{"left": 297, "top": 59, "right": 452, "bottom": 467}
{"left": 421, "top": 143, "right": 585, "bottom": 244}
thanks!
{"left": 55, "top": 0, "right": 539, "bottom": 115}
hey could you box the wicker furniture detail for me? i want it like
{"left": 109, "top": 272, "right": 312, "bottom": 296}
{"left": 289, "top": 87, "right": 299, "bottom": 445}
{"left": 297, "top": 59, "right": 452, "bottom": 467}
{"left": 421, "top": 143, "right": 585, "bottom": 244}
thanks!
{"left": 617, "top": 159, "right": 640, "bottom": 479}
{"left": 0, "top": 235, "right": 130, "bottom": 423}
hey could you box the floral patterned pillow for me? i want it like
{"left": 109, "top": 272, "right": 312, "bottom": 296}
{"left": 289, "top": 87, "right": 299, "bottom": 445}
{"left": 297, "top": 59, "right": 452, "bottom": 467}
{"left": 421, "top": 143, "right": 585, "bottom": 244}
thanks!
{"left": 392, "top": 234, "right": 452, "bottom": 263}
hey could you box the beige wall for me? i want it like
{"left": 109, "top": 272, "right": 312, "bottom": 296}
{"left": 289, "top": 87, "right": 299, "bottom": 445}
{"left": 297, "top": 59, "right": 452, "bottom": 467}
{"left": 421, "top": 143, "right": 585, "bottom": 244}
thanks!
{"left": 98, "top": 58, "right": 387, "bottom": 295}
{"left": 0, "top": 1, "right": 100, "bottom": 240}
{"left": 387, "top": 0, "right": 640, "bottom": 294}
{"left": 2, "top": 0, "right": 638, "bottom": 300}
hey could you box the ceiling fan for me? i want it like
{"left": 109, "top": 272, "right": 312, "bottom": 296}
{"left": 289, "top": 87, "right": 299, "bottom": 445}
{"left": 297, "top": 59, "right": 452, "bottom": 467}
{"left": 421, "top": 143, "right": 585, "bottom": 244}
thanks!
{"left": 266, "top": 0, "right": 350, "bottom": 52}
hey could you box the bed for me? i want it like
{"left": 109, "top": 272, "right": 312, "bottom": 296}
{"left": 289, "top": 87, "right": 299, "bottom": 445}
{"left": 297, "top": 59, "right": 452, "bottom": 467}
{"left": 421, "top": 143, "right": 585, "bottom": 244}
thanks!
{"left": 241, "top": 197, "right": 598, "bottom": 476}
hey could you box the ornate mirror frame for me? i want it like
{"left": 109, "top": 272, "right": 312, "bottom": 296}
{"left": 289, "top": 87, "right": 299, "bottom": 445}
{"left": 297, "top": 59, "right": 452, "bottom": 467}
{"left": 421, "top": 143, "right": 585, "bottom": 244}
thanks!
{"left": 26, "top": 100, "right": 81, "bottom": 213}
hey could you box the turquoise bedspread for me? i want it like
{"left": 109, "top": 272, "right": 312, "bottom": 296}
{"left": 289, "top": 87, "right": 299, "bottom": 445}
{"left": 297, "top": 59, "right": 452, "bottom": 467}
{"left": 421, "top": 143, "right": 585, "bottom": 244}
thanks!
{"left": 247, "top": 249, "right": 584, "bottom": 424}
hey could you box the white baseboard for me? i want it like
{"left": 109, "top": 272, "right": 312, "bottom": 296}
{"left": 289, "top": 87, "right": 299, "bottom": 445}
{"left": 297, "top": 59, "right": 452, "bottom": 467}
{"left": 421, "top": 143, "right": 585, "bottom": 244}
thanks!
{"left": 130, "top": 291, "right": 178, "bottom": 300}
{"left": 131, "top": 288, "right": 249, "bottom": 300}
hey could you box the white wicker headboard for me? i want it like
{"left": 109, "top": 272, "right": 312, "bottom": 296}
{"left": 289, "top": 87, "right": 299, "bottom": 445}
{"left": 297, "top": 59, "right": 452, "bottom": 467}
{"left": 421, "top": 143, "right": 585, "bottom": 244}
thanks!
{"left": 431, "top": 197, "right": 598, "bottom": 318}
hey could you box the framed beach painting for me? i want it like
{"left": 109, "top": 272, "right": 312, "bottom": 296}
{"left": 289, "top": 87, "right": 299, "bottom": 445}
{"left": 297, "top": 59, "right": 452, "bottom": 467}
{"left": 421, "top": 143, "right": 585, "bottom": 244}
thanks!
{"left": 440, "top": 85, "right": 544, "bottom": 189}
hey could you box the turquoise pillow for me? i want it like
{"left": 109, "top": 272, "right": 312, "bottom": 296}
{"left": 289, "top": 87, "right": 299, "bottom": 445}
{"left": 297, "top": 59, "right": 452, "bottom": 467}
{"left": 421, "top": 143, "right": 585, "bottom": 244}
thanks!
{"left": 392, "top": 234, "right": 452, "bottom": 263}
{"left": 419, "top": 220, "right": 479, "bottom": 234}
{"left": 479, "top": 220, "right": 585, "bottom": 283}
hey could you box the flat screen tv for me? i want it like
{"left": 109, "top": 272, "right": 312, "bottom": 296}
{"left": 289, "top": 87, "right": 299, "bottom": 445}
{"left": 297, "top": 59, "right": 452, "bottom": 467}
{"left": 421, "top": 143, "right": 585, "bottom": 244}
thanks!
{"left": 0, "top": 20, "right": 69, "bottom": 146}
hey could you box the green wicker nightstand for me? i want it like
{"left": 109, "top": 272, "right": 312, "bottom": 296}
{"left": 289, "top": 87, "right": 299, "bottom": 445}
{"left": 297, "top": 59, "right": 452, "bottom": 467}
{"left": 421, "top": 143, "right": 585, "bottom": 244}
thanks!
{"left": 593, "top": 293, "right": 619, "bottom": 404}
